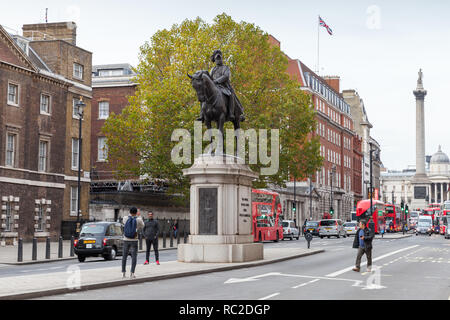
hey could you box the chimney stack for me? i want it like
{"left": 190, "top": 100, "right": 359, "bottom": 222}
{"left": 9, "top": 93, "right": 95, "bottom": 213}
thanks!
{"left": 22, "top": 22, "right": 77, "bottom": 45}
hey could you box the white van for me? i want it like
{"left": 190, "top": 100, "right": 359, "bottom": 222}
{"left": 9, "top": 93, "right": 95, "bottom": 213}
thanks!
{"left": 416, "top": 215, "right": 432, "bottom": 236}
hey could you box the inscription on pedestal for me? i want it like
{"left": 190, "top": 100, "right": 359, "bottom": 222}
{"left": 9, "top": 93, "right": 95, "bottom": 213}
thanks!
{"left": 414, "top": 186, "right": 427, "bottom": 199}
{"left": 199, "top": 188, "right": 218, "bottom": 235}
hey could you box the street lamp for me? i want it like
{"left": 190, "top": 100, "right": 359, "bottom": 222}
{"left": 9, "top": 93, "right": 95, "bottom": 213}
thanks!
{"left": 330, "top": 165, "right": 336, "bottom": 217}
{"left": 75, "top": 97, "right": 86, "bottom": 235}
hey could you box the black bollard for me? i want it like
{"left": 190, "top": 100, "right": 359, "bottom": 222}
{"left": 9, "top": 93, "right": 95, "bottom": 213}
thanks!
{"left": 177, "top": 230, "right": 181, "bottom": 245}
{"left": 139, "top": 232, "right": 143, "bottom": 251}
{"left": 45, "top": 237, "right": 50, "bottom": 259}
{"left": 17, "top": 238, "right": 23, "bottom": 262}
{"left": 163, "top": 231, "right": 166, "bottom": 248}
{"left": 170, "top": 230, "right": 174, "bottom": 247}
{"left": 32, "top": 237, "right": 37, "bottom": 261}
{"left": 183, "top": 230, "right": 187, "bottom": 244}
{"left": 58, "top": 236, "right": 63, "bottom": 258}
{"left": 70, "top": 236, "right": 74, "bottom": 257}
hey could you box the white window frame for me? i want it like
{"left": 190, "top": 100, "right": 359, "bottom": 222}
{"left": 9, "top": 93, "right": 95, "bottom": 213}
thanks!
{"left": 7, "top": 82, "right": 19, "bottom": 106}
{"left": 37, "top": 204, "right": 45, "bottom": 232}
{"left": 97, "top": 137, "right": 108, "bottom": 162}
{"left": 73, "top": 63, "right": 84, "bottom": 80}
{"left": 40, "top": 93, "right": 51, "bottom": 115}
{"left": 98, "top": 101, "right": 109, "bottom": 120}
{"left": 5, "top": 133, "right": 17, "bottom": 167}
{"left": 71, "top": 138, "right": 79, "bottom": 170}
{"left": 38, "top": 140, "right": 49, "bottom": 172}
{"left": 5, "top": 202, "right": 13, "bottom": 232}
{"left": 70, "top": 187, "right": 78, "bottom": 216}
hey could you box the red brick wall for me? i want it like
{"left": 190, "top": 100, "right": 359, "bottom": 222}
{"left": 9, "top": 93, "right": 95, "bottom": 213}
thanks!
{"left": 91, "top": 85, "right": 137, "bottom": 181}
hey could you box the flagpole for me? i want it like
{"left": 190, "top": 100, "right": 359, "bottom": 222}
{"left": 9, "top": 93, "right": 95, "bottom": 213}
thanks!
{"left": 317, "top": 15, "right": 320, "bottom": 75}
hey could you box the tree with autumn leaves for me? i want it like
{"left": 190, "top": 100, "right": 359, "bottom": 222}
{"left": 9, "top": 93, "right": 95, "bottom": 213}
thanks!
{"left": 102, "top": 13, "right": 323, "bottom": 200}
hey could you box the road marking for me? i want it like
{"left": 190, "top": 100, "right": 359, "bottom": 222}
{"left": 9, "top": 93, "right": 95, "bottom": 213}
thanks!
{"left": 224, "top": 272, "right": 281, "bottom": 284}
{"left": 259, "top": 292, "right": 280, "bottom": 300}
{"left": 292, "top": 279, "right": 320, "bottom": 289}
{"left": 325, "top": 245, "right": 419, "bottom": 278}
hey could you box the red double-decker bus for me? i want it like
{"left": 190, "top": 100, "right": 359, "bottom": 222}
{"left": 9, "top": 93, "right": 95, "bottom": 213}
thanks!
{"left": 252, "top": 189, "right": 283, "bottom": 242}
{"left": 356, "top": 199, "right": 385, "bottom": 233}
{"left": 440, "top": 201, "right": 450, "bottom": 234}
{"left": 385, "top": 204, "right": 402, "bottom": 232}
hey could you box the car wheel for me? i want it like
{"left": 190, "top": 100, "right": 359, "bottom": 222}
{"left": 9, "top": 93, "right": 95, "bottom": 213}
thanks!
{"left": 327, "top": 236, "right": 330, "bottom": 239}
{"left": 78, "top": 255, "right": 86, "bottom": 263}
{"left": 105, "top": 247, "right": 117, "bottom": 261}
{"left": 320, "top": 236, "right": 324, "bottom": 239}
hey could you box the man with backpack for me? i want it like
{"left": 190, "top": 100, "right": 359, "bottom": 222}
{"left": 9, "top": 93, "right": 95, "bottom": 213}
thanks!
{"left": 122, "top": 207, "right": 144, "bottom": 279}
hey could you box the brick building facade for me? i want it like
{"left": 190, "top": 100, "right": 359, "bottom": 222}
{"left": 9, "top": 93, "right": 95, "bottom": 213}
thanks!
{"left": 0, "top": 22, "right": 91, "bottom": 242}
{"left": 270, "top": 35, "right": 358, "bottom": 223}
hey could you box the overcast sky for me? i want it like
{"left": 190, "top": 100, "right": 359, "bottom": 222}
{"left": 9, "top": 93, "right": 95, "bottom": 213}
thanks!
{"left": 2, "top": 0, "right": 449, "bottom": 171}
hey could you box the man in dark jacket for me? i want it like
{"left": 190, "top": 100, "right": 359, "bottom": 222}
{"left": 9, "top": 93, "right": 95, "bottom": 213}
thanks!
{"left": 352, "top": 220, "right": 374, "bottom": 272}
{"left": 143, "top": 212, "right": 160, "bottom": 265}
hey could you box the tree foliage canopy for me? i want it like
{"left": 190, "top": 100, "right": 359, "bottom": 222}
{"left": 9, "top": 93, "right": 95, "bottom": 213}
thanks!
{"left": 102, "top": 13, "right": 322, "bottom": 200}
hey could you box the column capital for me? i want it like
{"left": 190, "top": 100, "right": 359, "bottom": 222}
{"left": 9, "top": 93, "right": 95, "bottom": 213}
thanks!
{"left": 413, "top": 89, "right": 427, "bottom": 99}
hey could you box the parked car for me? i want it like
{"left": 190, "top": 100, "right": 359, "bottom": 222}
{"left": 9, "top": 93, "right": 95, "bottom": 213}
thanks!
{"left": 343, "top": 221, "right": 358, "bottom": 235}
{"left": 415, "top": 216, "right": 433, "bottom": 236}
{"left": 282, "top": 220, "right": 300, "bottom": 240}
{"left": 304, "top": 221, "right": 320, "bottom": 236}
{"left": 319, "top": 219, "right": 346, "bottom": 238}
{"left": 74, "top": 222, "right": 124, "bottom": 262}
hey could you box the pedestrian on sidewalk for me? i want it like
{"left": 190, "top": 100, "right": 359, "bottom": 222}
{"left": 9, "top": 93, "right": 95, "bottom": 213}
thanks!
{"left": 122, "top": 207, "right": 144, "bottom": 279}
{"left": 173, "top": 220, "right": 179, "bottom": 239}
{"left": 143, "top": 211, "right": 160, "bottom": 265}
{"left": 352, "top": 220, "right": 374, "bottom": 273}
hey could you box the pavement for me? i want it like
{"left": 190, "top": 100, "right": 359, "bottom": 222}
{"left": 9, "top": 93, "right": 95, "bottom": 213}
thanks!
{"left": 0, "top": 236, "right": 179, "bottom": 265}
{"left": 0, "top": 246, "right": 324, "bottom": 300}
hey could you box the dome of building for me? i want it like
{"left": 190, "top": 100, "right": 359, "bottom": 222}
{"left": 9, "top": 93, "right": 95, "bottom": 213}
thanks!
{"left": 430, "top": 145, "right": 449, "bottom": 164}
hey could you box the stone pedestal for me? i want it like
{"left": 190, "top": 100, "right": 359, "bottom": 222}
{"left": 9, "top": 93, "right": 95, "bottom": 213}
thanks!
{"left": 177, "top": 154, "right": 263, "bottom": 263}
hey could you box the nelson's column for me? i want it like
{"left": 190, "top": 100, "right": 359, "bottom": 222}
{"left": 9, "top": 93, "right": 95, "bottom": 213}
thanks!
{"left": 411, "top": 69, "right": 430, "bottom": 209}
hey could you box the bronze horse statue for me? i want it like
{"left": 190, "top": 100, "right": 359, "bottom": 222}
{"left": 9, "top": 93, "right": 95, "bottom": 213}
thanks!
{"left": 188, "top": 70, "right": 242, "bottom": 136}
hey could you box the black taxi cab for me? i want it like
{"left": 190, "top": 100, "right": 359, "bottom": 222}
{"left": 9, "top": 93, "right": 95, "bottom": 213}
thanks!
{"left": 74, "top": 222, "right": 124, "bottom": 262}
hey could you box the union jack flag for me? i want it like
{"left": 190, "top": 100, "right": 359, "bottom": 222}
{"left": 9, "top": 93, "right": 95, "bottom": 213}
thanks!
{"left": 319, "top": 16, "right": 333, "bottom": 35}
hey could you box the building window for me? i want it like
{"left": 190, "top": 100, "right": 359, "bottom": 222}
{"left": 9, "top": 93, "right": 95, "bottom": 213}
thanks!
{"left": 98, "top": 101, "right": 109, "bottom": 119}
{"left": 70, "top": 187, "right": 78, "bottom": 216}
{"left": 98, "top": 137, "right": 108, "bottom": 161}
{"left": 73, "top": 97, "right": 82, "bottom": 119}
{"left": 6, "top": 133, "right": 16, "bottom": 167}
{"left": 99, "top": 69, "right": 124, "bottom": 77}
{"left": 38, "top": 140, "right": 48, "bottom": 172}
{"left": 7, "top": 83, "right": 19, "bottom": 105}
{"left": 37, "top": 204, "right": 45, "bottom": 232}
{"left": 73, "top": 63, "right": 84, "bottom": 80}
{"left": 71, "top": 138, "right": 79, "bottom": 170}
{"left": 5, "top": 202, "right": 13, "bottom": 232}
{"left": 40, "top": 94, "right": 51, "bottom": 114}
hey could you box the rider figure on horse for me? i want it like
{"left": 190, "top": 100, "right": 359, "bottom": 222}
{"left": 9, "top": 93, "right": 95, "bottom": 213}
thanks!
{"left": 196, "top": 49, "right": 245, "bottom": 123}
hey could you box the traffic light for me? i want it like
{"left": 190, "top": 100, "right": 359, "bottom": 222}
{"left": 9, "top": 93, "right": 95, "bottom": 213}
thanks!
{"left": 330, "top": 207, "right": 334, "bottom": 216}
{"left": 405, "top": 204, "right": 409, "bottom": 214}
{"left": 293, "top": 203, "right": 296, "bottom": 213}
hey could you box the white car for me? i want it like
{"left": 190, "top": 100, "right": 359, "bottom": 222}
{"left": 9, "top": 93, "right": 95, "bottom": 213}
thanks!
{"left": 282, "top": 220, "right": 300, "bottom": 240}
{"left": 343, "top": 221, "right": 358, "bottom": 235}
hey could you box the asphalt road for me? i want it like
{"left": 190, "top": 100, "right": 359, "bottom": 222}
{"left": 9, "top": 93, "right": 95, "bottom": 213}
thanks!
{"left": 31, "top": 233, "right": 450, "bottom": 300}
